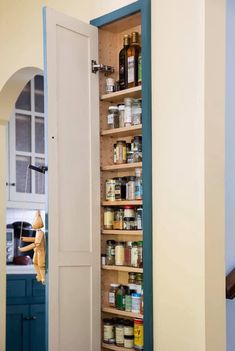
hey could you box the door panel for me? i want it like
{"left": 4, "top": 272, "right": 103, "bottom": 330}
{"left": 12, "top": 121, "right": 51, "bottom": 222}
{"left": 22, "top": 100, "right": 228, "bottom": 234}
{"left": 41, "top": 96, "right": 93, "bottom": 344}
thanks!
{"left": 30, "top": 304, "right": 46, "bottom": 351}
{"left": 43, "top": 8, "right": 100, "bottom": 351}
{"left": 6, "top": 305, "right": 30, "bottom": 351}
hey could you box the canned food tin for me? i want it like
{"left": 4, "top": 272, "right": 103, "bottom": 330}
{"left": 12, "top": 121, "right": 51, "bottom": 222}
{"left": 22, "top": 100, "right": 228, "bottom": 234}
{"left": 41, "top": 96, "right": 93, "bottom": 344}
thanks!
{"left": 134, "top": 319, "right": 144, "bottom": 349}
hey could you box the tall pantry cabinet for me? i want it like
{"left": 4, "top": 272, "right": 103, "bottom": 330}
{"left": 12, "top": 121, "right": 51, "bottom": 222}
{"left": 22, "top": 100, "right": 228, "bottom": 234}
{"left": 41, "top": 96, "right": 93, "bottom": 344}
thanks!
{"left": 43, "top": 1, "right": 152, "bottom": 351}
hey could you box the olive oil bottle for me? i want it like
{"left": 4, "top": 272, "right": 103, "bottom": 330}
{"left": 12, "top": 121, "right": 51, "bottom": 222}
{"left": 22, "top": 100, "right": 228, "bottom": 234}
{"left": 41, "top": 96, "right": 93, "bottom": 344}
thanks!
{"left": 127, "top": 32, "right": 141, "bottom": 88}
{"left": 119, "top": 34, "right": 130, "bottom": 90}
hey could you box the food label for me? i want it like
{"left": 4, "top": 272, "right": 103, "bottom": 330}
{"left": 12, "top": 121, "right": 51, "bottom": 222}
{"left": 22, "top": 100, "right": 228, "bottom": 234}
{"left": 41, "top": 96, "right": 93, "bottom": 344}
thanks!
{"left": 124, "top": 106, "right": 132, "bottom": 124}
{"left": 134, "top": 322, "right": 144, "bottom": 348}
{"left": 108, "top": 292, "right": 115, "bottom": 305}
{"left": 107, "top": 114, "right": 114, "bottom": 125}
{"left": 128, "top": 56, "right": 135, "bottom": 83}
{"left": 115, "top": 326, "right": 124, "bottom": 344}
{"left": 104, "top": 325, "right": 114, "bottom": 341}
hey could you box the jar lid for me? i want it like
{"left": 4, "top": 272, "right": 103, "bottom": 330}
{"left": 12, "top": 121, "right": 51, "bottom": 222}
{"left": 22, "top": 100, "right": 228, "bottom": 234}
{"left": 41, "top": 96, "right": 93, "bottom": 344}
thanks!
{"left": 118, "top": 104, "right": 125, "bottom": 111}
{"left": 107, "top": 240, "right": 116, "bottom": 245}
{"left": 132, "top": 241, "right": 138, "bottom": 246}
{"left": 117, "top": 140, "right": 126, "bottom": 143}
{"left": 134, "top": 318, "right": 143, "bottom": 324}
{"left": 129, "top": 176, "right": 136, "bottom": 181}
{"left": 116, "top": 241, "right": 125, "bottom": 245}
{"left": 133, "top": 135, "right": 142, "bottom": 140}
{"left": 127, "top": 241, "right": 133, "bottom": 246}
{"left": 123, "top": 205, "right": 135, "bottom": 209}
{"left": 103, "top": 318, "right": 114, "bottom": 324}
{"left": 105, "top": 207, "right": 114, "bottom": 211}
{"left": 137, "top": 241, "right": 143, "bottom": 246}
{"left": 124, "top": 335, "right": 134, "bottom": 340}
{"left": 109, "top": 105, "right": 118, "bottom": 111}
{"left": 110, "top": 283, "right": 120, "bottom": 288}
{"left": 131, "top": 293, "right": 141, "bottom": 297}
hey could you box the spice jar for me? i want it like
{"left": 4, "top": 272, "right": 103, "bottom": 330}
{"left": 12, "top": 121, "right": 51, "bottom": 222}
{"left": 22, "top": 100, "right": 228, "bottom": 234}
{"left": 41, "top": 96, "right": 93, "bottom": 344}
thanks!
{"left": 115, "top": 320, "right": 124, "bottom": 346}
{"left": 120, "top": 177, "right": 127, "bottom": 199}
{"left": 116, "top": 285, "right": 126, "bottom": 310}
{"left": 128, "top": 272, "right": 136, "bottom": 290}
{"left": 106, "top": 78, "right": 115, "bottom": 94}
{"left": 118, "top": 104, "right": 125, "bottom": 128}
{"left": 101, "top": 254, "right": 106, "bottom": 266}
{"left": 127, "top": 150, "right": 134, "bottom": 163}
{"left": 134, "top": 319, "right": 144, "bottom": 349}
{"left": 104, "top": 207, "right": 114, "bottom": 229}
{"left": 132, "top": 99, "right": 142, "bottom": 125}
{"left": 125, "top": 288, "right": 132, "bottom": 312}
{"left": 135, "top": 273, "right": 143, "bottom": 294}
{"left": 132, "top": 136, "right": 142, "bottom": 162}
{"left": 131, "top": 242, "right": 138, "bottom": 267}
{"left": 124, "top": 205, "right": 135, "bottom": 219}
{"left": 114, "top": 178, "right": 121, "bottom": 201}
{"left": 125, "top": 241, "right": 132, "bottom": 266}
{"left": 113, "top": 209, "right": 124, "bottom": 230}
{"left": 136, "top": 207, "right": 143, "bottom": 230}
{"left": 126, "top": 176, "right": 136, "bottom": 200}
{"left": 135, "top": 168, "right": 143, "bottom": 200}
{"left": 116, "top": 140, "right": 127, "bottom": 164}
{"left": 115, "top": 241, "right": 125, "bottom": 266}
{"left": 107, "top": 106, "right": 119, "bottom": 129}
{"left": 106, "top": 179, "right": 116, "bottom": 201}
{"left": 113, "top": 144, "right": 117, "bottom": 164}
{"left": 137, "top": 241, "right": 143, "bottom": 268}
{"left": 124, "top": 335, "right": 134, "bottom": 348}
{"left": 109, "top": 284, "right": 119, "bottom": 307}
{"left": 124, "top": 97, "right": 132, "bottom": 127}
{"left": 131, "top": 293, "right": 141, "bottom": 313}
{"left": 124, "top": 217, "right": 136, "bottom": 230}
{"left": 103, "top": 318, "right": 115, "bottom": 344}
{"left": 124, "top": 319, "right": 134, "bottom": 336}
{"left": 106, "top": 240, "right": 116, "bottom": 265}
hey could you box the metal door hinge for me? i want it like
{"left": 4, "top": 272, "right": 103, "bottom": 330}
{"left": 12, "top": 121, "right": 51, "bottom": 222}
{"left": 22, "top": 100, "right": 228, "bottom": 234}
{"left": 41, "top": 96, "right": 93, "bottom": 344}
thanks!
{"left": 91, "top": 60, "right": 114, "bottom": 74}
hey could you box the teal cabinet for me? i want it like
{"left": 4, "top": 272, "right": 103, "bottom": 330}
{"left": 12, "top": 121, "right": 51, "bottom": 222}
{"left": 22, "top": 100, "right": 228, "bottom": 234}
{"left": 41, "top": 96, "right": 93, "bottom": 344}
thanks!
{"left": 6, "top": 274, "right": 45, "bottom": 351}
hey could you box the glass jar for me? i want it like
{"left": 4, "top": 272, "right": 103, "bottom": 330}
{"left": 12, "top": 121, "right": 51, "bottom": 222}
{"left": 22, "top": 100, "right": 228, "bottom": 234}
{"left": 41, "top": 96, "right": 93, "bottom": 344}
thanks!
{"left": 124, "top": 335, "right": 134, "bottom": 348}
{"left": 116, "top": 285, "right": 126, "bottom": 310}
{"left": 132, "top": 99, "right": 142, "bottom": 125}
{"left": 106, "top": 240, "right": 116, "bottom": 265}
{"left": 106, "top": 179, "right": 116, "bottom": 201}
{"left": 115, "top": 320, "right": 124, "bottom": 346}
{"left": 114, "top": 177, "right": 121, "bottom": 201}
{"left": 120, "top": 177, "right": 127, "bottom": 200}
{"left": 124, "top": 217, "right": 136, "bottom": 230}
{"left": 131, "top": 242, "right": 138, "bottom": 267}
{"left": 101, "top": 253, "right": 106, "bottom": 266}
{"left": 116, "top": 140, "right": 127, "bottom": 164}
{"left": 124, "top": 205, "right": 135, "bottom": 219}
{"left": 132, "top": 136, "right": 142, "bottom": 162}
{"left": 125, "top": 288, "right": 132, "bottom": 312}
{"left": 115, "top": 241, "right": 125, "bottom": 266}
{"left": 136, "top": 207, "right": 143, "bottom": 230}
{"left": 137, "top": 241, "right": 143, "bottom": 268}
{"left": 135, "top": 273, "right": 143, "bottom": 294}
{"left": 103, "top": 318, "right": 115, "bottom": 344}
{"left": 131, "top": 293, "right": 141, "bottom": 313}
{"left": 124, "top": 97, "right": 132, "bottom": 127}
{"left": 125, "top": 241, "right": 132, "bottom": 266}
{"left": 109, "top": 284, "right": 119, "bottom": 307}
{"left": 124, "top": 319, "right": 134, "bottom": 336}
{"left": 104, "top": 207, "right": 114, "bottom": 229}
{"left": 135, "top": 168, "right": 143, "bottom": 200}
{"left": 118, "top": 104, "right": 125, "bottom": 128}
{"left": 106, "top": 78, "right": 115, "bottom": 94}
{"left": 113, "top": 208, "right": 124, "bottom": 230}
{"left": 113, "top": 144, "right": 117, "bottom": 164}
{"left": 127, "top": 150, "right": 134, "bottom": 163}
{"left": 126, "top": 176, "right": 136, "bottom": 200}
{"left": 128, "top": 272, "right": 136, "bottom": 285}
{"left": 107, "top": 106, "right": 119, "bottom": 129}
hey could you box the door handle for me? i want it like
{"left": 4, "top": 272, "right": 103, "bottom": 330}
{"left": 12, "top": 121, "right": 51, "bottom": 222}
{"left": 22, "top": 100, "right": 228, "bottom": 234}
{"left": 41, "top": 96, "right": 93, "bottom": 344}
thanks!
{"left": 23, "top": 316, "right": 31, "bottom": 320}
{"left": 31, "top": 316, "right": 37, "bottom": 320}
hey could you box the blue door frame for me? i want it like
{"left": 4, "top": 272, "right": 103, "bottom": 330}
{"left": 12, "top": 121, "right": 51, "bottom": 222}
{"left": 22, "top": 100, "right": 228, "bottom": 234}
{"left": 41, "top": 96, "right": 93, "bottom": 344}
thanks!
{"left": 91, "top": 1, "right": 153, "bottom": 349}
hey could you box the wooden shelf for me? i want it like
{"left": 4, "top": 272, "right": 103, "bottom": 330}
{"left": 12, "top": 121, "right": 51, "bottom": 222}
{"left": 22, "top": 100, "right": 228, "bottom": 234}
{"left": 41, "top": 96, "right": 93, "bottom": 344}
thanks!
{"left": 101, "top": 125, "right": 142, "bottom": 138}
{"left": 102, "top": 229, "right": 143, "bottom": 235}
{"left": 102, "top": 343, "right": 135, "bottom": 351}
{"left": 102, "top": 265, "right": 143, "bottom": 273}
{"left": 102, "top": 162, "right": 142, "bottom": 171}
{"left": 100, "top": 86, "right": 142, "bottom": 103}
{"left": 102, "top": 200, "right": 142, "bottom": 206}
{"left": 102, "top": 307, "right": 143, "bottom": 319}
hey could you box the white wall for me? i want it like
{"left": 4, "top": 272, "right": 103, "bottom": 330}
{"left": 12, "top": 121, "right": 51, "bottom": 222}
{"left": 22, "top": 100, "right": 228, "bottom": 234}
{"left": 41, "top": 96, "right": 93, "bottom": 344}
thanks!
{"left": 226, "top": 1, "right": 235, "bottom": 350}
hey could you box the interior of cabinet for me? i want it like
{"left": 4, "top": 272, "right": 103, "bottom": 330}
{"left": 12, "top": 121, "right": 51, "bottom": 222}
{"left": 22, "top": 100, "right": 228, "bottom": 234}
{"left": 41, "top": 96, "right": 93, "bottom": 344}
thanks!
{"left": 98, "top": 12, "right": 143, "bottom": 351}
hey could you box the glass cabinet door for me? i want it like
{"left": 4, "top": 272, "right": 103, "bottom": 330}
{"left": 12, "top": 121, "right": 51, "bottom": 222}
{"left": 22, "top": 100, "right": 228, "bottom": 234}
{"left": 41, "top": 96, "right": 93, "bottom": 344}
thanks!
{"left": 8, "top": 75, "right": 46, "bottom": 207}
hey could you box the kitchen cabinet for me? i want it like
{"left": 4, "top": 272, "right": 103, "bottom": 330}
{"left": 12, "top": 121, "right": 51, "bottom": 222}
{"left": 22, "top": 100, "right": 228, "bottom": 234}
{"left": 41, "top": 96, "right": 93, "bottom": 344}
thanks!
{"left": 6, "top": 75, "right": 46, "bottom": 210}
{"left": 44, "top": 1, "right": 152, "bottom": 350}
{"left": 6, "top": 274, "right": 45, "bottom": 351}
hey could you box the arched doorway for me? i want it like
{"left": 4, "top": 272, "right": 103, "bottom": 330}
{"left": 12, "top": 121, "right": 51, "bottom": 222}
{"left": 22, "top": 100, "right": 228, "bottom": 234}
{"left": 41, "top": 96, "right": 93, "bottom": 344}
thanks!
{"left": 0, "top": 66, "right": 43, "bottom": 350}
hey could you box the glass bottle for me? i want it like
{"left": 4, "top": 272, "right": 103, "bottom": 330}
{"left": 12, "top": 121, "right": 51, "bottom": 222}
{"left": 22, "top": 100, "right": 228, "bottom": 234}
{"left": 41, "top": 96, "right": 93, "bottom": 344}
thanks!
{"left": 131, "top": 242, "right": 138, "bottom": 267}
{"left": 132, "top": 99, "right": 142, "bottom": 125}
{"left": 119, "top": 34, "right": 130, "bottom": 90}
{"left": 127, "top": 32, "right": 141, "bottom": 88}
{"left": 135, "top": 168, "right": 143, "bottom": 200}
{"left": 106, "top": 240, "right": 116, "bottom": 265}
{"left": 137, "top": 241, "right": 143, "bottom": 268}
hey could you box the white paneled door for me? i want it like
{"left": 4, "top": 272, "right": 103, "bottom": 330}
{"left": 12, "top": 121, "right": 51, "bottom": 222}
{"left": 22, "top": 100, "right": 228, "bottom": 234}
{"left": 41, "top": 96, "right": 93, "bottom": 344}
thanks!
{"left": 43, "top": 8, "right": 100, "bottom": 351}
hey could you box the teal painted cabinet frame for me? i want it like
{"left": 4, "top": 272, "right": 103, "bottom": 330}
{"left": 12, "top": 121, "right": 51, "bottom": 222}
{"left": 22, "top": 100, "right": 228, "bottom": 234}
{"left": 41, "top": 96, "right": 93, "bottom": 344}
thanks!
{"left": 91, "top": 1, "right": 153, "bottom": 349}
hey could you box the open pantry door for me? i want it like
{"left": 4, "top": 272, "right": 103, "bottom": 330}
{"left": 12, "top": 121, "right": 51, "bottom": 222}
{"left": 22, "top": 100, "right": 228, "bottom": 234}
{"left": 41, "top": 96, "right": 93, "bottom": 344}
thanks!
{"left": 43, "top": 8, "right": 100, "bottom": 351}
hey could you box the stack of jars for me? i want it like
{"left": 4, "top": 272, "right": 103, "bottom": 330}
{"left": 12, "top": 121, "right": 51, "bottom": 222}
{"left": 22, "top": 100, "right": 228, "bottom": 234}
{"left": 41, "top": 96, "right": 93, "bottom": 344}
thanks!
{"left": 105, "top": 168, "right": 142, "bottom": 202}
{"left": 108, "top": 274, "right": 143, "bottom": 313}
{"left": 113, "top": 136, "right": 142, "bottom": 164}
{"left": 104, "top": 206, "right": 143, "bottom": 230}
{"left": 103, "top": 317, "right": 144, "bottom": 349}
{"left": 104, "top": 240, "right": 143, "bottom": 268}
{"left": 107, "top": 98, "right": 142, "bottom": 130}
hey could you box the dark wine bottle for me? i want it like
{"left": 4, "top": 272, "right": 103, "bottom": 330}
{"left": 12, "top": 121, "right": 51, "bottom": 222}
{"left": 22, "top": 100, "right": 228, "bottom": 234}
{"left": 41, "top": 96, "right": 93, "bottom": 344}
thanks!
{"left": 119, "top": 34, "right": 130, "bottom": 90}
{"left": 127, "top": 32, "right": 141, "bottom": 88}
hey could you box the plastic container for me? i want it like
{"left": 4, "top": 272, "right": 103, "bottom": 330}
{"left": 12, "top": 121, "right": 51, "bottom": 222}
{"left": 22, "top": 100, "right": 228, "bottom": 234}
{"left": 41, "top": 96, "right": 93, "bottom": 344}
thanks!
{"left": 115, "top": 241, "right": 125, "bottom": 266}
{"left": 131, "top": 293, "right": 141, "bottom": 313}
{"left": 104, "top": 207, "right": 114, "bottom": 229}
